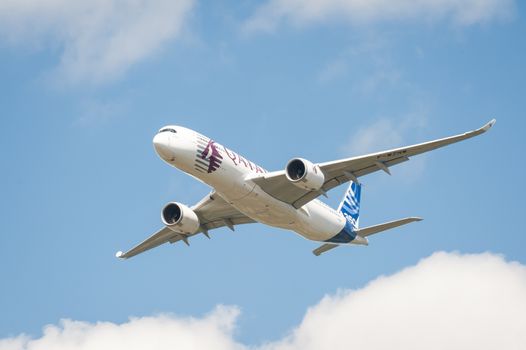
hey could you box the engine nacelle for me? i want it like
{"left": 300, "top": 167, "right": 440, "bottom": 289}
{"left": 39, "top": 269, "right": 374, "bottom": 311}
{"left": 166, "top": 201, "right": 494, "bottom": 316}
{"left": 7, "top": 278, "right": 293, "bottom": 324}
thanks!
{"left": 285, "top": 158, "right": 325, "bottom": 191}
{"left": 161, "top": 202, "right": 200, "bottom": 234}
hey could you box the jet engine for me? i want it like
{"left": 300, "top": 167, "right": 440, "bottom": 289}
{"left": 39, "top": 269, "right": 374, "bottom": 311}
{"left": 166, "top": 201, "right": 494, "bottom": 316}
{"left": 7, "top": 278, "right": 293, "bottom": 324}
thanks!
{"left": 161, "top": 202, "right": 200, "bottom": 234}
{"left": 285, "top": 158, "right": 325, "bottom": 191}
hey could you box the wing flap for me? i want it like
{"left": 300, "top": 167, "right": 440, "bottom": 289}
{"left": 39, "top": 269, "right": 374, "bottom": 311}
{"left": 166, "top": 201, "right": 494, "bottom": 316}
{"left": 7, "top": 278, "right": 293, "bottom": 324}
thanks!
{"left": 249, "top": 171, "right": 302, "bottom": 205}
{"left": 200, "top": 216, "right": 255, "bottom": 231}
{"left": 192, "top": 191, "right": 256, "bottom": 226}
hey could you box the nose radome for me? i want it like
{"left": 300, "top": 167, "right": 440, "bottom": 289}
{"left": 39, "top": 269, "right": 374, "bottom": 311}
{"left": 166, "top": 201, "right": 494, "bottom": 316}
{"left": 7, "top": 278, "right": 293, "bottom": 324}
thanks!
{"left": 153, "top": 133, "right": 173, "bottom": 160}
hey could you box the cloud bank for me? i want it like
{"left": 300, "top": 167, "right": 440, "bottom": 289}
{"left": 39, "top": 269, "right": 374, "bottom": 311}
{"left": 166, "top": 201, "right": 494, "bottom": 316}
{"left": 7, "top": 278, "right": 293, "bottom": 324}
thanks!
{"left": 0, "top": 306, "right": 243, "bottom": 350}
{"left": 2, "top": 252, "right": 525, "bottom": 349}
{"left": 264, "top": 251, "right": 526, "bottom": 350}
{"left": 0, "top": 0, "right": 194, "bottom": 84}
{"left": 245, "top": 0, "right": 515, "bottom": 32}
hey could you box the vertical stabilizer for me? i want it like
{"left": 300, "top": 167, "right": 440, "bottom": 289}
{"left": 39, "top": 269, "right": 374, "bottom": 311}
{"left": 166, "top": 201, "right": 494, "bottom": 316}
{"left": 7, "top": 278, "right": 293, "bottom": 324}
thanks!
{"left": 338, "top": 181, "right": 361, "bottom": 230}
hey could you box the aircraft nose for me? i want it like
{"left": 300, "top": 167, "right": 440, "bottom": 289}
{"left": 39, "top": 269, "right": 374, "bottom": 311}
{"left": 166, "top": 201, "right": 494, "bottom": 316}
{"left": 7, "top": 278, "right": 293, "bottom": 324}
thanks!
{"left": 153, "top": 132, "right": 173, "bottom": 160}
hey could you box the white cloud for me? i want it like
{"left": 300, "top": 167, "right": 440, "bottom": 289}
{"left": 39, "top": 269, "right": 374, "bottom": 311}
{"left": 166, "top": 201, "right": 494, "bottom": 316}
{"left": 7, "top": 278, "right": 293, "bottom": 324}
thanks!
{"left": 358, "top": 68, "right": 402, "bottom": 94}
{"left": 0, "top": 0, "right": 194, "bottom": 84}
{"left": 245, "top": 0, "right": 515, "bottom": 33}
{"left": 317, "top": 59, "right": 349, "bottom": 83}
{"left": 316, "top": 38, "right": 405, "bottom": 90}
{"left": 343, "top": 116, "right": 427, "bottom": 155}
{"left": 74, "top": 98, "right": 130, "bottom": 127}
{"left": 346, "top": 118, "right": 404, "bottom": 154}
{"left": 0, "top": 305, "right": 243, "bottom": 350}
{"left": 2, "top": 252, "right": 526, "bottom": 350}
{"left": 342, "top": 116, "right": 428, "bottom": 180}
{"left": 264, "top": 252, "right": 526, "bottom": 350}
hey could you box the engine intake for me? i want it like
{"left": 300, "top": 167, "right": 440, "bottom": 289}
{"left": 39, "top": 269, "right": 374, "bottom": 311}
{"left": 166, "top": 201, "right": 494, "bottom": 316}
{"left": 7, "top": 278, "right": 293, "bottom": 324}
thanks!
{"left": 285, "top": 158, "right": 325, "bottom": 191}
{"left": 161, "top": 202, "right": 200, "bottom": 234}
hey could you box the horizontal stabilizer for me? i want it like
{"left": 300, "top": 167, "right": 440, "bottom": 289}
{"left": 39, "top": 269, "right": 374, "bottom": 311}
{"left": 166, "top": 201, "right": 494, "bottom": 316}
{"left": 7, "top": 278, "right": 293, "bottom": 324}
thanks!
{"left": 313, "top": 243, "right": 339, "bottom": 256}
{"left": 355, "top": 217, "right": 422, "bottom": 237}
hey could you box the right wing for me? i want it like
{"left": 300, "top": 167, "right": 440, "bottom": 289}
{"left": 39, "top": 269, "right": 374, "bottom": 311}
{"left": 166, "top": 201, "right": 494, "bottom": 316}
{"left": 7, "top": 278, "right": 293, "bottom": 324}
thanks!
{"left": 250, "top": 119, "right": 496, "bottom": 208}
{"left": 116, "top": 191, "right": 255, "bottom": 259}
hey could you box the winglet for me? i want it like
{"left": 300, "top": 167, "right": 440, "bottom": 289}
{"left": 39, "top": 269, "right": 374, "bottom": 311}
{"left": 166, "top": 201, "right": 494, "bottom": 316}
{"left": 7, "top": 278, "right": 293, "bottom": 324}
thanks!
{"left": 481, "top": 119, "right": 496, "bottom": 132}
{"left": 115, "top": 251, "right": 125, "bottom": 259}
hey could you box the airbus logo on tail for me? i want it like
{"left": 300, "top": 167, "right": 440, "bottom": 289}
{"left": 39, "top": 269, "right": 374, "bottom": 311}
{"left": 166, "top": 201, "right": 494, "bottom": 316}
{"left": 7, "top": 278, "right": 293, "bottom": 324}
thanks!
{"left": 339, "top": 182, "right": 361, "bottom": 229}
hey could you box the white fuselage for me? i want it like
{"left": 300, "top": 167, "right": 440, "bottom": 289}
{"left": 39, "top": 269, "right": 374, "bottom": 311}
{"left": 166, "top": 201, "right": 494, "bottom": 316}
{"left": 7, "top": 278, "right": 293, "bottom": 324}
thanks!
{"left": 153, "top": 126, "right": 347, "bottom": 242}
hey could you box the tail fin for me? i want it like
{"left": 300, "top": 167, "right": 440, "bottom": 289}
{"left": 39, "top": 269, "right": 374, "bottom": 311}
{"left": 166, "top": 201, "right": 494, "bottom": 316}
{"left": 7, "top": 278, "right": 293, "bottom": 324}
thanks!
{"left": 338, "top": 181, "right": 361, "bottom": 230}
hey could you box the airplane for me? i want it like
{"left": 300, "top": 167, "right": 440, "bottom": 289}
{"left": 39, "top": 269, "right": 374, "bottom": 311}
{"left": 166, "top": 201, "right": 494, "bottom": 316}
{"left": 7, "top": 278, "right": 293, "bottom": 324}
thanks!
{"left": 116, "top": 119, "right": 496, "bottom": 259}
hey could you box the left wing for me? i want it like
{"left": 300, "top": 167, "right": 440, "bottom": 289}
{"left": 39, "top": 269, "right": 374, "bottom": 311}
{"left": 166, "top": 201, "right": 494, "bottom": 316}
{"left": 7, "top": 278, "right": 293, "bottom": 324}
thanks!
{"left": 116, "top": 191, "right": 255, "bottom": 259}
{"left": 249, "top": 119, "right": 495, "bottom": 208}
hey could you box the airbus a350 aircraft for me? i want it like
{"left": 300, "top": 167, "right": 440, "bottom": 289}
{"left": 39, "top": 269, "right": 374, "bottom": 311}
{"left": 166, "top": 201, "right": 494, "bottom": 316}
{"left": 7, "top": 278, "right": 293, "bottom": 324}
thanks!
{"left": 116, "top": 119, "right": 495, "bottom": 259}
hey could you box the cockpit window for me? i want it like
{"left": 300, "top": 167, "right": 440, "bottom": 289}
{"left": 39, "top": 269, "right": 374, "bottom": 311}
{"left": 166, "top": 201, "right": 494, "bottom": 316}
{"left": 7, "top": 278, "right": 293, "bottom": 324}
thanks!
{"left": 159, "top": 128, "right": 177, "bottom": 133}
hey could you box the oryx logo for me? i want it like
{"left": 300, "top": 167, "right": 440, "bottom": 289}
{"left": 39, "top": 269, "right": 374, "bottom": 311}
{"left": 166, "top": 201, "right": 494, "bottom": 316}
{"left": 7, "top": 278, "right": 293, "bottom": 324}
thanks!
{"left": 195, "top": 136, "right": 223, "bottom": 173}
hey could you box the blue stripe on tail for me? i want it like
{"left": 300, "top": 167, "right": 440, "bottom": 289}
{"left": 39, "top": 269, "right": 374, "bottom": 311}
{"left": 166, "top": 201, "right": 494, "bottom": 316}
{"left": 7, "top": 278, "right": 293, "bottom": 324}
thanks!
{"left": 338, "top": 181, "right": 361, "bottom": 230}
{"left": 325, "top": 181, "right": 362, "bottom": 244}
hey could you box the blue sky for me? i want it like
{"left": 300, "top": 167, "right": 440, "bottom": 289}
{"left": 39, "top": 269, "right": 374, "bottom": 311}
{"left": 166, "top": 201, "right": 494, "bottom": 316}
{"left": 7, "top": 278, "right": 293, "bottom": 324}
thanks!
{"left": 1, "top": 0, "right": 525, "bottom": 348}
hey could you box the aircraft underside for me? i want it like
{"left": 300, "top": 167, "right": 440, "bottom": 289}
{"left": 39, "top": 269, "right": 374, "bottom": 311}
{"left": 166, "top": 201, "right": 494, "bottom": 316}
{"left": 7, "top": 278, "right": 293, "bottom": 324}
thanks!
{"left": 116, "top": 119, "right": 495, "bottom": 259}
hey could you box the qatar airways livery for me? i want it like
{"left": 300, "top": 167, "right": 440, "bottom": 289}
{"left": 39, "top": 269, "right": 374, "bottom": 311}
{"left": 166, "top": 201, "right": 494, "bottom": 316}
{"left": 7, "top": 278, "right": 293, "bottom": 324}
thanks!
{"left": 116, "top": 119, "right": 495, "bottom": 259}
